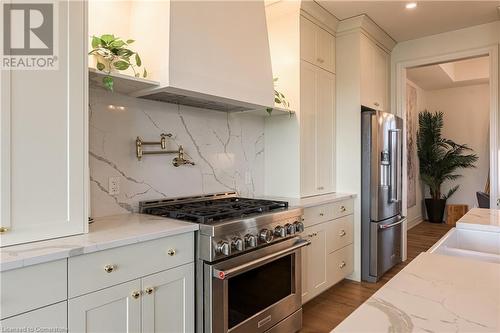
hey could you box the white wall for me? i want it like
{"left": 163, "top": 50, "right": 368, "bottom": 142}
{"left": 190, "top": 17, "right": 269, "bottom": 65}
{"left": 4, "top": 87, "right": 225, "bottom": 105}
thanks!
{"left": 406, "top": 80, "right": 426, "bottom": 229}
{"left": 425, "top": 84, "right": 490, "bottom": 209}
{"left": 89, "top": 89, "right": 265, "bottom": 218}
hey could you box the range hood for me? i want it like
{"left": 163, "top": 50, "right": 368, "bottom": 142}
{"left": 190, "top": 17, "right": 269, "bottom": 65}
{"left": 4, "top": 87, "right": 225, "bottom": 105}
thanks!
{"left": 124, "top": 1, "right": 276, "bottom": 112}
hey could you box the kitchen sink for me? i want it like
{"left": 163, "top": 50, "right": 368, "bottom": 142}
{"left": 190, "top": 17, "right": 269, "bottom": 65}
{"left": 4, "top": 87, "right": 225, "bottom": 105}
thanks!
{"left": 429, "top": 228, "right": 500, "bottom": 264}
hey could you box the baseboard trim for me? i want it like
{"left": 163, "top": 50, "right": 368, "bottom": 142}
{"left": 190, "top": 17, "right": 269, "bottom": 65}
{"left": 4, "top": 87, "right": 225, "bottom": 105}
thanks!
{"left": 407, "top": 216, "right": 423, "bottom": 230}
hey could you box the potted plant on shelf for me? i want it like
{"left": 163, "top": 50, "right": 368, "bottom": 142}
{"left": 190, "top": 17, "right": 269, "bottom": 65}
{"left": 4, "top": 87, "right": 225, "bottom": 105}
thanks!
{"left": 267, "top": 77, "right": 291, "bottom": 116}
{"left": 89, "top": 34, "right": 147, "bottom": 91}
{"left": 417, "top": 110, "right": 478, "bottom": 223}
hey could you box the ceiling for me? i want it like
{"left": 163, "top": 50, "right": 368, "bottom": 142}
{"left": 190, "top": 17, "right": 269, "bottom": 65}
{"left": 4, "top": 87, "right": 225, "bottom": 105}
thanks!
{"left": 407, "top": 56, "right": 490, "bottom": 90}
{"left": 317, "top": 1, "right": 500, "bottom": 42}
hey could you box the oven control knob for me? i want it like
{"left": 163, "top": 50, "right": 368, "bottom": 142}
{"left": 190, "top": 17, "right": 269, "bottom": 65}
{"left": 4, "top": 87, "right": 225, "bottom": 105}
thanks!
{"left": 285, "top": 223, "right": 295, "bottom": 235}
{"left": 259, "top": 229, "right": 274, "bottom": 243}
{"left": 244, "top": 234, "right": 257, "bottom": 248}
{"left": 274, "top": 225, "right": 286, "bottom": 238}
{"left": 231, "top": 237, "right": 244, "bottom": 251}
{"left": 215, "top": 241, "right": 230, "bottom": 256}
{"left": 293, "top": 221, "right": 305, "bottom": 233}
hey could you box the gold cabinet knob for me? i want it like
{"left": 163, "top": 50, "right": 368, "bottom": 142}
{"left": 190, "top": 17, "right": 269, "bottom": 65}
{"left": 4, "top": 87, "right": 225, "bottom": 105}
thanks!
{"left": 131, "top": 291, "right": 141, "bottom": 299}
{"left": 104, "top": 264, "right": 117, "bottom": 273}
{"left": 167, "top": 249, "right": 176, "bottom": 256}
{"left": 339, "top": 230, "right": 346, "bottom": 237}
{"left": 340, "top": 206, "right": 346, "bottom": 212}
{"left": 339, "top": 261, "right": 346, "bottom": 269}
{"left": 0, "top": 227, "right": 9, "bottom": 233}
{"left": 145, "top": 287, "right": 154, "bottom": 295}
{"left": 319, "top": 212, "right": 324, "bottom": 217}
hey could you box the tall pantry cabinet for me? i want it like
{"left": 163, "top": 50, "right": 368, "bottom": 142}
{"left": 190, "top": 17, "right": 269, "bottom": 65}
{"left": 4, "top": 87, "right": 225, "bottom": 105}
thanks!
{"left": 0, "top": 0, "right": 88, "bottom": 246}
{"left": 265, "top": 2, "right": 337, "bottom": 198}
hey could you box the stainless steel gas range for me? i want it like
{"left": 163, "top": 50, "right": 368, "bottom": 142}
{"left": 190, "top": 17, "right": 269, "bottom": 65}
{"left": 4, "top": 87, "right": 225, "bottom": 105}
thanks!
{"left": 140, "top": 192, "right": 308, "bottom": 333}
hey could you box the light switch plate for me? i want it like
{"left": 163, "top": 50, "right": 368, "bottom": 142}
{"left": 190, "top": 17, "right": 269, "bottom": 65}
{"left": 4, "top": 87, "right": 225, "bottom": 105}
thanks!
{"left": 108, "top": 177, "right": 120, "bottom": 195}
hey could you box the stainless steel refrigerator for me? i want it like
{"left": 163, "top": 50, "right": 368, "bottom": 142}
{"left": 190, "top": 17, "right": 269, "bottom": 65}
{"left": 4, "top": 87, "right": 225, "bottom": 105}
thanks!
{"left": 361, "top": 106, "right": 404, "bottom": 282}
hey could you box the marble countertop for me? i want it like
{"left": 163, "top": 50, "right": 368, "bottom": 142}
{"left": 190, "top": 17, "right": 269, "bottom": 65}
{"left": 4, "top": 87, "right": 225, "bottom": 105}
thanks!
{"left": 261, "top": 192, "right": 356, "bottom": 209}
{"left": 456, "top": 208, "right": 500, "bottom": 233}
{"left": 0, "top": 214, "right": 198, "bottom": 272}
{"left": 333, "top": 252, "right": 500, "bottom": 333}
{"left": 0, "top": 193, "right": 355, "bottom": 272}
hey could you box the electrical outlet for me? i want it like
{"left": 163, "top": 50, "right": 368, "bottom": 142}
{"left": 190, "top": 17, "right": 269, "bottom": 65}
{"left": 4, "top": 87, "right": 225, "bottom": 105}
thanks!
{"left": 245, "top": 171, "right": 252, "bottom": 185}
{"left": 108, "top": 177, "right": 120, "bottom": 195}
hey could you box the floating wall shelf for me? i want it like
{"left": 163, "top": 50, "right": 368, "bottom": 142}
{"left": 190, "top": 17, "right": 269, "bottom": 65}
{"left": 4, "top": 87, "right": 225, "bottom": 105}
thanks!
{"left": 88, "top": 68, "right": 160, "bottom": 95}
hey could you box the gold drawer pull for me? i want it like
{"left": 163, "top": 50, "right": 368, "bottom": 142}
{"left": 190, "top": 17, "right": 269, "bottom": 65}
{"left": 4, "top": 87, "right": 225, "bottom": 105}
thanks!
{"left": 340, "top": 206, "right": 346, "bottom": 212}
{"left": 339, "top": 230, "right": 346, "bottom": 237}
{"left": 0, "top": 227, "right": 9, "bottom": 233}
{"left": 145, "top": 287, "right": 154, "bottom": 295}
{"left": 167, "top": 249, "right": 176, "bottom": 256}
{"left": 319, "top": 213, "right": 324, "bottom": 217}
{"left": 131, "top": 291, "right": 141, "bottom": 299}
{"left": 339, "top": 261, "right": 346, "bottom": 269}
{"left": 104, "top": 264, "right": 117, "bottom": 273}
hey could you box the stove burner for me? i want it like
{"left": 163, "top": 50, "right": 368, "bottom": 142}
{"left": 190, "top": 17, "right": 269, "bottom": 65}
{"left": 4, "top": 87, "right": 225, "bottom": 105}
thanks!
{"left": 142, "top": 197, "right": 288, "bottom": 224}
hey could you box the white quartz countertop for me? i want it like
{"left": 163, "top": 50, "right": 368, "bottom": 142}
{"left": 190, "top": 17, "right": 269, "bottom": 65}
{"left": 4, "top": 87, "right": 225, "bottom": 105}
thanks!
{"left": 0, "top": 214, "right": 198, "bottom": 272}
{"left": 261, "top": 192, "right": 356, "bottom": 209}
{"left": 456, "top": 208, "right": 500, "bottom": 233}
{"left": 333, "top": 252, "right": 500, "bottom": 333}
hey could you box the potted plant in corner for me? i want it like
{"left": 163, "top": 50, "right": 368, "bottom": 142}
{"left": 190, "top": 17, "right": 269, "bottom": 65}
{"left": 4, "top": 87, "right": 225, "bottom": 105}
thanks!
{"left": 417, "top": 110, "right": 478, "bottom": 223}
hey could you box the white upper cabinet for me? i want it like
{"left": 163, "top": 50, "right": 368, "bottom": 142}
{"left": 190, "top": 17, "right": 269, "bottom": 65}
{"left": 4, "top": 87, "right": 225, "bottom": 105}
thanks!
{"left": 300, "top": 61, "right": 336, "bottom": 197}
{"left": 0, "top": 0, "right": 88, "bottom": 246}
{"left": 360, "top": 34, "right": 390, "bottom": 111}
{"left": 300, "top": 16, "right": 336, "bottom": 73}
{"left": 265, "top": 2, "right": 338, "bottom": 198}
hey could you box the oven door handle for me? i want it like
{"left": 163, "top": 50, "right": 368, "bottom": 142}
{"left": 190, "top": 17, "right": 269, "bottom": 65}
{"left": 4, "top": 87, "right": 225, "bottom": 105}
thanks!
{"left": 213, "top": 239, "right": 311, "bottom": 280}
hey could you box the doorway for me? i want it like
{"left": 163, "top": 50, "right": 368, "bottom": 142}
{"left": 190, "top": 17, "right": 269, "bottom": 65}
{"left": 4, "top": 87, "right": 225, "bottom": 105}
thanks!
{"left": 394, "top": 46, "right": 498, "bottom": 260}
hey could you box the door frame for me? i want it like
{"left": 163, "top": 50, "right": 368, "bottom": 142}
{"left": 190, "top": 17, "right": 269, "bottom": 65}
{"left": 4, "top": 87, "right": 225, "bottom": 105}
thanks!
{"left": 394, "top": 45, "right": 499, "bottom": 261}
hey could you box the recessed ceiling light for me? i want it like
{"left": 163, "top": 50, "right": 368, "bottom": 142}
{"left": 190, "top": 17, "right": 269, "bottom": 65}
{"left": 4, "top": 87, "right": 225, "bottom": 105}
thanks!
{"left": 406, "top": 2, "right": 417, "bottom": 9}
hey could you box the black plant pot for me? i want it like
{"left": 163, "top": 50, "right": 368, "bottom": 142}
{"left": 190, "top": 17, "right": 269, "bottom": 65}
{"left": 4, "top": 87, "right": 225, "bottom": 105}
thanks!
{"left": 425, "top": 199, "right": 446, "bottom": 223}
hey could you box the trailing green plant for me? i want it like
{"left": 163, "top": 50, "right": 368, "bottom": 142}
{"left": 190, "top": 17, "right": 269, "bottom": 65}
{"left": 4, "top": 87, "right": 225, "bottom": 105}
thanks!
{"left": 89, "top": 34, "right": 147, "bottom": 91}
{"left": 267, "top": 77, "right": 291, "bottom": 116}
{"left": 417, "top": 110, "right": 478, "bottom": 200}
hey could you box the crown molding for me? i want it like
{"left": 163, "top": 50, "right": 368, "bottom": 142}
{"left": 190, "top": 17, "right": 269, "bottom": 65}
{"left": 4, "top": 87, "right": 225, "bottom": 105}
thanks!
{"left": 337, "top": 14, "right": 396, "bottom": 52}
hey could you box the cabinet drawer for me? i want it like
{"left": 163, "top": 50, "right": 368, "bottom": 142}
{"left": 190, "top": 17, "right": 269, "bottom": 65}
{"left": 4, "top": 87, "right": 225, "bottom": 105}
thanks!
{"left": 327, "top": 215, "right": 354, "bottom": 253}
{"left": 303, "top": 199, "right": 353, "bottom": 227}
{"left": 327, "top": 244, "right": 354, "bottom": 286}
{"left": 0, "top": 301, "right": 67, "bottom": 331}
{"left": 68, "top": 232, "right": 194, "bottom": 298}
{"left": 0, "top": 260, "right": 67, "bottom": 320}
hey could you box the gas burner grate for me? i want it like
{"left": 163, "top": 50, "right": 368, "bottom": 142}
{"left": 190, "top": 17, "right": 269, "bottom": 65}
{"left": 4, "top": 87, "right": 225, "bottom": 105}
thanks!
{"left": 142, "top": 197, "right": 288, "bottom": 224}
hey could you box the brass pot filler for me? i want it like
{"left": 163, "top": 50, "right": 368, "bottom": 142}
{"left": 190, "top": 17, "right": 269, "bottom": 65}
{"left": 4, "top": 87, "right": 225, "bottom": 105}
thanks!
{"left": 135, "top": 133, "right": 195, "bottom": 167}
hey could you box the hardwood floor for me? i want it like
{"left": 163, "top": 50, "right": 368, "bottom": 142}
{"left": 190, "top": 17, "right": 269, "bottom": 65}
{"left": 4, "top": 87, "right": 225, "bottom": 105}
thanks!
{"left": 300, "top": 221, "right": 452, "bottom": 333}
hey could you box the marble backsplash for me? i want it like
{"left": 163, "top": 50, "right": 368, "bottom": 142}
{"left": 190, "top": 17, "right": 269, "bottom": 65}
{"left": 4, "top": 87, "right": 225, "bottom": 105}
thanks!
{"left": 89, "top": 88, "right": 265, "bottom": 218}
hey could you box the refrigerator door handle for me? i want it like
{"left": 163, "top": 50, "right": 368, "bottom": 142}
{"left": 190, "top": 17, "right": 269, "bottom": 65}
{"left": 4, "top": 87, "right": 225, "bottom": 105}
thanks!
{"left": 389, "top": 129, "right": 401, "bottom": 203}
{"left": 378, "top": 218, "right": 404, "bottom": 229}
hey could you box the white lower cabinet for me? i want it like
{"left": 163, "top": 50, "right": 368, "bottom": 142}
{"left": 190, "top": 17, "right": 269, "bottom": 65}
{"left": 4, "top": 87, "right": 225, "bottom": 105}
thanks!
{"left": 68, "top": 279, "right": 142, "bottom": 333}
{"left": 301, "top": 222, "right": 328, "bottom": 302}
{"left": 142, "top": 264, "right": 195, "bottom": 333}
{"left": 301, "top": 200, "right": 354, "bottom": 304}
{"left": 68, "top": 263, "right": 194, "bottom": 333}
{"left": 0, "top": 301, "right": 67, "bottom": 332}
